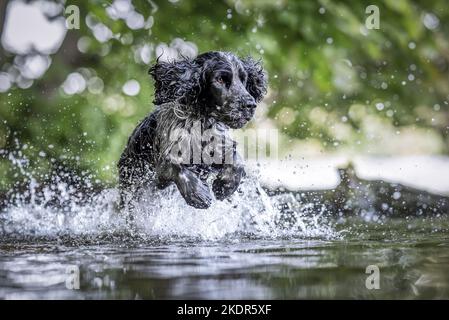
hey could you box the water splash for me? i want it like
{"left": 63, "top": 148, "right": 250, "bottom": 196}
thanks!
{"left": 0, "top": 149, "right": 339, "bottom": 243}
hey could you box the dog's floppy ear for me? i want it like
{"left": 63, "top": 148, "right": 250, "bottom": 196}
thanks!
{"left": 149, "top": 58, "right": 202, "bottom": 105}
{"left": 242, "top": 57, "right": 268, "bottom": 103}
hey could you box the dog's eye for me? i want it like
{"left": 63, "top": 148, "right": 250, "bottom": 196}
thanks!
{"left": 216, "top": 76, "right": 224, "bottom": 84}
{"left": 239, "top": 73, "right": 247, "bottom": 84}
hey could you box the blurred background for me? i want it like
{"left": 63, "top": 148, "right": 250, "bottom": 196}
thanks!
{"left": 0, "top": 0, "right": 448, "bottom": 194}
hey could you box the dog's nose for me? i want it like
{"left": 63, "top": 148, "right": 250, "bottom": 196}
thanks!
{"left": 244, "top": 99, "right": 257, "bottom": 109}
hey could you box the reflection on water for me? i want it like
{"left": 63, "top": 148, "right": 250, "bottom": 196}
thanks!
{"left": 1, "top": 217, "right": 448, "bottom": 299}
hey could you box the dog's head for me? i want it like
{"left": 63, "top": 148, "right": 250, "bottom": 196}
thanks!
{"left": 149, "top": 51, "right": 267, "bottom": 129}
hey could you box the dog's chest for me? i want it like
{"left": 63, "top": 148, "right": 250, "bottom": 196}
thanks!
{"left": 158, "top": 113, "right": 234, "bottom": 166}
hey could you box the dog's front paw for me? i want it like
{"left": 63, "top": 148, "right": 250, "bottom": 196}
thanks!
{"left": 212, "top": 175, "right": 241, "bottom": 201}
{"left": 176, "top": 171, "right": 213, "bottom": 209}
{"left": 186, "top": 181, "right": 213, "bottom": 209}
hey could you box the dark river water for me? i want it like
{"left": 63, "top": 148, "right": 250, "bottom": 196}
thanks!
{"left": 1, "top": 215, "right": 448, "bottom": 299}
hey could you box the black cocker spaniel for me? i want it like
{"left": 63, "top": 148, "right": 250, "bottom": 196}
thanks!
{"left": 118, "top": 51, "right": 267, "bottom": 209}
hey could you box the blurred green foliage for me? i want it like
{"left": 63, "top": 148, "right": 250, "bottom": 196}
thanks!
{"left": 0, "top": 0, "right": 449, "bottom": 191}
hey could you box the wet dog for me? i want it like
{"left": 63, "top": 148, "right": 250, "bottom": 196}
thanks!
{"left": 118, "top": 51, "right": 267, "bottom": 209}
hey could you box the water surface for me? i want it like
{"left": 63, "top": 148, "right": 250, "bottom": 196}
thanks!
{"left": 1, "top": 216, "right": 448, "bottom": 299}
{"left": 1, "top": 156, "right": 448, "bottom": 299}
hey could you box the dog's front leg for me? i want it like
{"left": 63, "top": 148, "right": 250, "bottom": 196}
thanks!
{"left": 212, "top": 152, "right": 246, "bottom": 201}
{"left": 156, "top": 157, "right": 213, "bottom": 209}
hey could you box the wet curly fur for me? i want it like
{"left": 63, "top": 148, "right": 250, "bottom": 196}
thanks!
{"left": 118, "top": 51, "right": 267, "bottom": 209}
